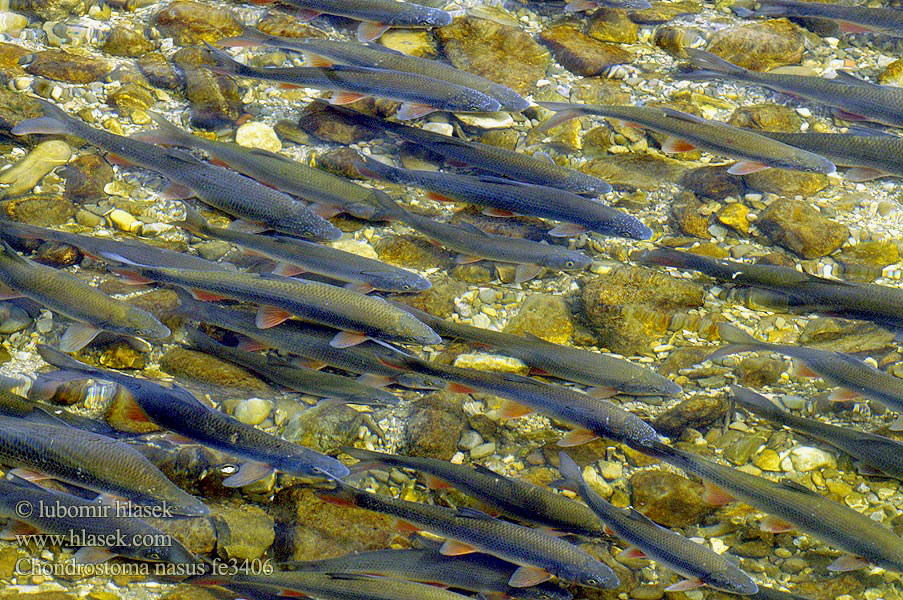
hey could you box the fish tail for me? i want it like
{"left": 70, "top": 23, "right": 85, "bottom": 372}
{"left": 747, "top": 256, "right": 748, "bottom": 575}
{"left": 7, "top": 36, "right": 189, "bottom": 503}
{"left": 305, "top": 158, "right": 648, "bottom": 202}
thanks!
{"left": 706, "top": 323, "right": 764, "bottom": 361}
{"left": 353, "top": 152, "right": 402, "bottom": 183}
{"left": 729, "top": 385, "right": 786, "bottom": 420}
{"left": 634, "top": 247, "right": 704, "bottom": 270}
{"left": 679, "top": 49, "right": 747, "bottom": 80}
{"left": 216, "top": 26, "right": 271, "bottom": 49}
{"left": 11, "top": 98, "right": 73, "bottom": 136}
{"left": 35, "top": 344, "right": 98, "bottom": 374}
{"left": 174, "top": 205, "right": 213, "bottom": 238}
{"left": 314, "top": 479, "right": 360, "bottom": 507}
{"left": 130, "top": 112, "right": 193, "bottom": 146}
{"left": 534, "top": 103, "right": 591, "bottom": 133}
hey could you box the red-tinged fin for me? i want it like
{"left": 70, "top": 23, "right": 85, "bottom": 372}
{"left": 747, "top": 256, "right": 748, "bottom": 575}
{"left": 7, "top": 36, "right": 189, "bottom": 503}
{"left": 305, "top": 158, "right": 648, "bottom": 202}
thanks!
{"left": 74, "top": 546, "right": 115, "bottom": 564}
{"left": 565, "top": 0, "right": 598, "bottom": 11}
{"left": 344, "top": 281, "right": 374, "bottom": 294}
{"left": 311, "top": 203, "right": 343, "bottom": 219}
{"left": 278, "top": 589, "right": 309, "bottom": 598}
{"left": 208, "top": 157, "right": 230, "bottom": 168}
{"left": 423, "top": 474, "right": 453, "bottom": 490}
{"left": 838, "top": 21, "right": 873, "bottom": 34}
{"left": 587, "top": 386, "right": 618, "bottom": 399}
{"left": 330, "top": 92, "right": 368, "bottom": 106}
{"left": 236, "top": 337, "right": 268, "bottom": 353}
{"left": 330, "top": 331, "right": 369, "bottom": 348}
{"left": 294, "top": 8, "right": 322, "bottom": 21}
{"left": 827, "top": 554, "right": 869, "bottom": 572}
{"left": 0, "top": 284, "right": 23, "bottom": 300}
{"left": 845, "top": 167, "right": 886, "bottom": 182}
{"left": 9, "top": 468, "right": 52, "bottom": 483}
{"left": 514, "top": 263, "right": 543, "bottom": 283}
{"left": 529, "top": 367, "right": 550, "bottom": 375}
{"left": 620, "top": 546, "right": 647, "bottom": 559}
{"left": 508, "top": 566, "right": 552, "bottom": 588}
{"left": 111, "top": 269, "right": 154, "bottom": 285}
{"left": 59, "top": 323, "right": 101, "bottom": 353}
{"left": 760, "top": 515, "right": 794, "bottom": 533}
{"left": 272, "top": 263, "right": 307, "bottom": 277}
{"left": 447, "top": 159, "right": 470, "bottom": 168}
{"left": 482, "top": 208, "right": 515, "bottom": 217}
{"left": 130, "top": 129, "right": 171, "bottom": 145}
{"left": 664, "top": 578, "right": 705, "bottom": 592}
{"left": 497, "top": 399, "right": 534, "bottom": 419}
{"left": 557, "top": 428, "right": 598, "bottom": 447}
{"left": 615, "top": 119, "right": 643, "bottom": 129}
{"left": 227, "top": 219, "right": 267, "bottom": 234}
{"left": 0, "top": 521, "right": 38, "bottom": 540}
{"left": 357, "top": 21, "right": 391, "bottom": 43}
{"left": 106, "top": 153, "right": 135, "bottom": 166}
{"left": 316, "top": 493, "right": 355, "bottom": 508}
{"left": 395, "top": 520, "right": 421, "bottom": 534}
{"left": 256, "top": 305, "right": 293, "bottom": 329}
{"left": 190, "top": 288, "right": 228, "bottom": 302}
{"left": 702, "top": 480, "right": 735, "bottom": 506}
{"left": 603, "top": 524, "right": 615, "bottom": 536}
{"left": 357, "top": 374, "right": 393, "bottom": 388}
{"left": 303, "top": 51, "right": 333, "bottom": 67}
{"left": 396, "top": 102, "right": 439, "bottom": 121}
{"left": 427, "top": 191, "right": 456, "bottom": 203}
{"left": 828, "top": 387, "right": 863, "bottom": 402}
{"left": 279, "top": 83, "right": 304, "bottom": 90}
{"left": 455, "top": 255, "right": 483, "bottom": 265}
{"left": 439, "top": 539, "right": 478, "bottom": 556}
{"left": 448, "top": 382, "right": 477, "bottom": 394}
{"left": 222, "top": 461, "right": 275, "bottom": 487}
{"left": 832, "top": 108, "right": 869, "bottom": 122}
{"left": 727, "top": 160, "right": 769, "bottom": 175}
{"left": 660, "top": 136, "right": 697, "bottom": 153}
{"left": 161, "top": 182, "right": 195, "bottom": 200}
{"left": 790, "top": 359, "right": 818, "bottom": 378}
{"left": 547, "top": 223, "right": 587, "bottom": 238}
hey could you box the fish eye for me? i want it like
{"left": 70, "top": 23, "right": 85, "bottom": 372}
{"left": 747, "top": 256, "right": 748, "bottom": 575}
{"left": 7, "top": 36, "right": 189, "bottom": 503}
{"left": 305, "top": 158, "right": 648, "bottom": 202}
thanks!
{"left": 146, "top": 551, "right": 162, "bottom": 560}
{"left": 565, "top": 260, "right": 576, "bottom": 268}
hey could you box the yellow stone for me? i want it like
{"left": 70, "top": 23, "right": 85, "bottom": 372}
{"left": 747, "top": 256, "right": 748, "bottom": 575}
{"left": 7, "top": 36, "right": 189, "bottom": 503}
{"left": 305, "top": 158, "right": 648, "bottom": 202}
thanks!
{"left": 235, "top": 121, "right": 282, "bottom": 153}
{"left": 453, "top": 352, "right": 530, "bottom": 375}
{"left": 753, "top": 448, "right": 781, "bottom": 471}
{"left": 718, "top": 202, "right": 750, "bottom": 234}
{"left": 379, "top": 29, "right": 437, "bottom": 58}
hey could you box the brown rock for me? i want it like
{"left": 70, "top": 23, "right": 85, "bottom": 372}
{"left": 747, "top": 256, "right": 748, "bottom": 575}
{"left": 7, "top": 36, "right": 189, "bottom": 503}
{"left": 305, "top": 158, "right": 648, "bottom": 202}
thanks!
{"left": 757, "top": 198, "right": 848, "bottom": 258}
{"left": 630, "top": 469, "right": 715, "bottom": 527}
{"left": 298, "top": 102, "right": 382, "bottom": 144}
{"left": 257, "top": 12, "right": 328, "bottom": 39}
{"left": 680, "top": 165, "right": 744, "bottom": 200}
{"left": 160, "top": 348, "right": 271, "bottom": 392}
{"left": 743, "top": 168, "right": 829, "bottom": 198}
{"left": 504, "top": 294, "right": 573, "bottom": 344}
{"left": 706, "top": 19, "right": 804, "bottom": 71}
{"left": 405, "top": 391, "right": 468, "bottom": 460}
{"left": 653, "top": 395, "right": 729, "bottom": 436}
{"left": 23, "top": 49, "right": 111, "bottom": 84}
{"left": 137, "top": 52, "right": 183, "bottom": 90}
{"left": 540, "top": 24, "right": 632, "bottom": 76}
{"left": 173, "top": 47, "right": 243, "bottom": 130}
{"left": 736, "top": 356, "right": 785, "bottom": 387}
{"left": 583, "top": 154, "right": 690, "bottom": 191}
{"left": 211, "top": 505, "right": 275, "bottom": 560}
{"left": 586, "top": 8, "right": 638, "bottom": 43}
{"left": 729, "top": 103, "right": 802, "bottom": 133}
{"left": 669, "top": 191, "right": 711, "bottom": 238}
{"left": 155, "top": 1, "right": 242, "bottom": 45}
{"left": 2, "top": 194, "right": 76, "bottom": 226}
{"left": 104, "top": 24, "right": 155, "bottom": 57}
{"left": 62, "top": 154, "right": 113, "bottom": 202}
{"left": 0, "top": 42, "right": 29, "bottom": 77}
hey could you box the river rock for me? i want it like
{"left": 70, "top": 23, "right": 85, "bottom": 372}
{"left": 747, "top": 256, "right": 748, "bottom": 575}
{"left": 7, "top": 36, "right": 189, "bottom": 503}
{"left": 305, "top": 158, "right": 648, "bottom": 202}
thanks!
{"left": 799, "top": 318, "right": 895, "bottom": 353}
{"left": 680, "top": 165, "right": 744, "bottom": 200}
{"left": 23, "top": 49, "right": 111, "bottom": 83}
{"left": 653, "top": 26, "right": 706, "bottom": 58}
{"left": 283, "top": 402, "right": 364, "bottom": 454}
{"left": 669, "top": 192, "right": 711, "bottom": 238}
{"left": 503, "top": 294, "right": 573, "bottom": 344}
{"left": 653, "top": 394, "right": 728, "bottom": 437}
{"left": 586, "top": 8, "right": 638, "bottom": 43}
{"left": 583, "top": 154, "right": 690, "bottom": 191}
{"left": 393, "top": 276, "right": 468, "bottom": 319}
{"left": 706, "top": 19, "right": 804, "bottom": 71}
{"left": 540, "top": 24, "right": 632, "bottom": 76}
{"left": 62, "top": 154, "right": 113, "bottom": 202}
{"left": 729, "top": 103, "right": 802, "bottom": 133}
{"left": 629, "top": 0, "right": 701, "bottom": 24}
{"left": 211, "top": 505, "right": 275, "bottom": 560}
{"left": 298, "top": 101, "right": 382, "bottom": 144}
{"left": 155, "top": 1, "right": 242, "bottom": 45}
{"left": 736, "top": 356, "right": 785, "bottom": 387}
{"left": 743, "top": 168, "right": 829, "bottom": 198}
{"left": 405, "top": 391, "right": 468, "bottom": 460}
{"left": 375, "top": 234, "right": 452, "bottom": 272}
{"left": 104, "top": 24, "right": 155, "bottom": 57}
{"left": 757, "top": 198, "right": 848, "bottom": 258}
{"left": 173, "top": 47, "right": 243, "bottom": 130}
{"left": 630, "top": 470, "right": 714, "bottom": 527}
{"left": 160, "top": 348, "right": 271, "bottom": 393}
{"left": 137, "top": 52, "right": 182, "bottom": 90}
{"left": 2, "top": 194, "right": 76, "bottom": 225}
{"left": 257, "top": 12, "right": 328, "bottom": 39}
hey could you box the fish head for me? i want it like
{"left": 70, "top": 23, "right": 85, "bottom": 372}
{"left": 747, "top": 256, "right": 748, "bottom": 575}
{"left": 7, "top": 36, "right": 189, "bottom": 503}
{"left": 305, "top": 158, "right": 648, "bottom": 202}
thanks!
{"left": 568, "top": 560, "right": 618, "bottom": 589}
{"left": 155, "top": 539, "right": 205, "bottom": 567}
{"left": 514, "top": 583, "right": 573, "bottom": 600}
{"left": 774, "top": 154, "right": 836, "bottom": 175}
{"left": 609, "top": 216, "right": 653, "bottom": 241}
{"left": 368, "top": 271, "right": 432, "bottom": 293}
{"left": 539, "top": 250, "right": 592, "bottom": 271}
{"left": 704, "top": 566, "right": 758, "bottom": 596}
{"left": 395, "top": 373, "right": 445, "bottom": 389}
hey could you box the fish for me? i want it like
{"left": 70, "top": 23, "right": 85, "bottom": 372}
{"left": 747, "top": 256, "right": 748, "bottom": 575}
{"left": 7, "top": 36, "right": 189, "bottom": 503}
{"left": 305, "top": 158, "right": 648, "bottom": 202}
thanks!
{"left": 0, "top": 416, "right": 209, "bottom": 516}
{"left": 678, "top": 49, "right": 903, "bottom": 128}
{"left": 557, "top": 452, "right": 758, "bottom": 595}
{"left": 564, "top": 0, "right": 652, "bottom": 12}
{"left": 109, "top": 259, "right": 441, "bottom": 347}
{"left": 192, "top": 572, "right": 475, "bottom": 600}
{"left": 752, "top": 128, "right": 903, "bottom": 182}
{"left": 393, "top": 302, "right": 682, "bottom": 396}
{"left": 218, "top": 29, "right": 528, "bottom": 111}
{"left": 246, "top": 0, "right": 453, "bottom": 42}
{"left": 343, "top": 447, "right": 605, "bottom": 535}
{"left": 172, "top": 292, "right": 443, "bottom": 390}
{"left": 642, "top": 440, "right": 903, "bottom": 574}
{"left": 35, "top": 345, "right": 350, "bottom": 485}
{"left": 203, "top": 44, "right": 501, "bottom": 120}
{"left": 0, "top": 476, "right": 202, "bottom": 565}
{"left": 183, "top": 326, "right": 399, "bottom": 406}
{"left": 378, "top": 353, "right": 660, "bottom": 449}
{"left": 11, "top": 98, "right": 341, "bottom": 241}
{"left": 372, "top": 194, "right": 590, "bottom": 283}
{"left": 0, "top": 376, "right": 112, "bottom": 433}
{"left": 636, "top": 246, "right": 903, "bottom": 330}
{"left": 131, "top": 111, "right": 390, "bottom": 220}
{"left": 175, "top": 206, "right": 430, "bottom": 293}
{"left": 280, "top": 544, "right": 573, "bottom": 600}
{"left": 734, "top": 0, "right": 903, "bottom": 36}
{"left": 316, "top": 479, "right": 619, "bottom": 588}
{"left": 535, "top": 102, "right": 836, "bottom": 175}
{"left": 354, "top": 153, "right": 651, "bottom": 239}
{"left": 731, "top": 385, "right": 903, "bottom": 481}
{"left": 0, "top": 239, "right": 169, "bottom": 352}
{"left": 0, "top": 219, "right": 232, "bottom": 273}
{"left": 327, "top": 104, "right": 610, "bottom": 194}
{"left": 710, "top": 322, "right": 903, "bottom": 424}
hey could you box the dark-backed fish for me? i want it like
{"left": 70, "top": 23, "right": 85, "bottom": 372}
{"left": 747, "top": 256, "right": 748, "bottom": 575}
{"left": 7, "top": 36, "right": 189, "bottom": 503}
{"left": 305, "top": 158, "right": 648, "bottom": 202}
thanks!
{"left": 679, "top": 49, "right": 903, "bottom": 128}
{"left": 731, "top": 385, "right": 903, "bottom": 481}
{"left": 11, "top": 98, "right": 340, "bottom": 241}
{"left": 343, "top": 447, "right": 604, "bottom": 535}
{"left": 643, "top": 441, "right": 903, "bottom": 573}
{"left": 183, "top": 326, "right": 399, "bottom": 406}
{"left": 219, "top": 30, "right": 528, "bottom": 111}
{"left": 564, "top": 0, "right": 652, "bottom": 11}
{"left": 711, "top": 323, "right": 903, "bottom": 424}
{"left": 0, "top": 416, "right": 208, "bottom": 516}
{"left": 176, "top": 206, "right": 430, "bottom": 293}
{"left": 536, "top": 102, "right": 835, "bottom": 175}
{"left": 316, "top": 480, "right": 618, "bottom": 588}
{"left": 735, "top": 0, "right": 903, "bottom": 36}
{"left": 355, "top": 154, "right": 651, "bottom": 239}
{"left": 35, "top": 345, "right": 350, "bottom": 485}
{"left": 558, "top": 452, "right": 757, "bottom": 595}
{"left": 0, "top": 240, "right": 168, "bottom": 352}
{"left": 204, "top": 45, "right": 500, "bottom": 120}
{"left": 394, "top": 302, "right": 681, "bottom": 396}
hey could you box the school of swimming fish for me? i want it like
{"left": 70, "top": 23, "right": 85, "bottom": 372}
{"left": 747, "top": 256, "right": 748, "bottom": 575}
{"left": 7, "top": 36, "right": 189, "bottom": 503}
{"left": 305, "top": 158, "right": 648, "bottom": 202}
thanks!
{"left": 3, "top": 0, "right": 903, "bottom": 599}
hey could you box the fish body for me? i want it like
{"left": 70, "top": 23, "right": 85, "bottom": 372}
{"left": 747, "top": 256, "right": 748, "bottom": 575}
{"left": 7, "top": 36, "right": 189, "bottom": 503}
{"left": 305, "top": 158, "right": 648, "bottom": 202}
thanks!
{"left": 204, "top": 45, "right": 500, "bottom": 119}
{"left": 113, "top": 264, "right": 441, "bottom": 346}
{"left": 276, "top": 0, "right": 452, "bottom": 41}
{"left": 355, "top": 154, "right": 651, "bottom": 239}
{"left": 176, "top": 206, "right": 430, "bottom": 293}
{"left": 557, "top": 452, "right": 757, "bottom": 595}
{"left": 35, "top": 345, "right": 350, "bottom": 484}
{"left": 537, "top": 102, "right": 835, "bottom": 175}
{"left": 563, "top": 0, "right": 652, "bottom": 11}
{"left": 183, "top": 326, "right": 399, "bottom": 406}
{"left": 736, "top": 0, "right": 903, "bottom": 36}
{"left": 679, "top": 49, "right": 903, "bottom": 128}
{"left": 133, "top": 112, "right": 389, "bottom": 220}
{"left": 328, "top": 104, "right": 610, "bottom": 194}
{"left": 0, "top": 240, "right": 169, "bottom": 352}
{"left": 643, "top": 441, "right": 903, "bottom": 573}
{"left": 220, "top": 31, "right": 528, "bottom": 111}
{"left": 11, "top": 98, "right": 340, "bottom": 241}
{"left": 316, "top": 480, "right": 619, "bottom": 588}
{"left": 281, "top": 547, "right": 573, "bottom": 600}
{"left": 0, "top": 416, "right": 208, "bottom": 516}
{"left": 394, "top": 302, "right": 681, "bottom": 396}
{"left": 731, "top": 385, "right": 903, "bottom": 481}
{"left": 344, "top": 447, "right": 605, "bottom": 535}
{"left": 0, "top": 477, "right": 201, "bottom": 565}
{"left": 0, "top": 380, "right": 116, "bottom": 434}
{"left": 380, "top": 354, "right": 660, "bottom": 449}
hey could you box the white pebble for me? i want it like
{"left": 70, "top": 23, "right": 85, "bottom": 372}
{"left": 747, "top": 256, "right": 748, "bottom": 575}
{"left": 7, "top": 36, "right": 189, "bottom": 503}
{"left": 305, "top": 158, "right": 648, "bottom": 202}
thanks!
{"left": 470, "top": 442, "right": 496, "bottom": 460}
{"left": 235, "top": 121, "right": 281, "bottom": 152}
{"left": 234, "top": 397, "right": 272, "bottom": 425}
{"left": 789, "top": 446, "right": 836, "bottom": 472}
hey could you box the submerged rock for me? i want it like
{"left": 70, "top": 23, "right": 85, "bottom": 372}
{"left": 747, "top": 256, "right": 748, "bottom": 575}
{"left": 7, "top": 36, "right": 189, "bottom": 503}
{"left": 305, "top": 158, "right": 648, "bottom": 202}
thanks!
{"left": 706, "top": 19, "right": 805, "bottom": 71}
{"left": 22, "top": 49, "right": 111, "bottom": 83}
{"left": 729, "top": 103, "right": 802, "bottom": 133}
{"left": 160, "top": 348, "right": 270, "bottom": 392}
{"left": 405, "top": 391, "right": 468, "bottom": 460}
{"left": 630, "top": 469, "right": 714, "bottom": 527}
{"left": 283, "top": 403, "right": 364, "bottom": 454}
{"left": 680, "top": 165, "right": 744, "bottom": 200}
{"left": 211, "top": 505, "right": 275, "bottom": 560}
{"left": 540, "top": 24, "right": 632, "bottom": 76}
{"left": 669, "top": 191, "right": 711, "bottom": 238}
{"left": 757, "top": 198, "right": 848, "bottom": 258}
{"left": 0, "top": 140, "right": 71, "bottom": 198}
{"left": 104, "top": 24, "right": 155, "bottom": 57}
{"left": 173, "top": 47, "right": 243, "bottom": 130}
{"left": 2, "top": 194, "right": 76, "bottom": 226}
{"left": 743, "top": 168, "right": 829, "bottom": 198}
{"left": 653, "top": 394, "right": 728, "bottom": 436}
{"left": 155, "top": 1, "right": 242, "bottom": 45}
{"left": 61, "top": 154, "right": 113, "bottom": 202}
{"left": 504, "top": 294, "right": 574, "bottom": 345}
{"left": 586, "top": 8, "right": 638, "bottom": 43}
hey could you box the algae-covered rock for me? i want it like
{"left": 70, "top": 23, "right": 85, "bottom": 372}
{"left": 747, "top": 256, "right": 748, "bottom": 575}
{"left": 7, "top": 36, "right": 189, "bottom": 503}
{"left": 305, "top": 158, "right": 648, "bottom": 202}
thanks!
{"left": 155, "top": 1, "right": 242, "bottom": 45}
{"left": 670, "top": 191, "right": 711, "bottom": 239}
{"left": 729, "top": 103, "right": 802, "bottom": 133}
{"left": 630, "top": 469, "right": 714, "bottom": 527}
{"left": 298, "top": 102, "right": 382, "bottom": 144}
{"left": 2, "top": 194, "right": 76, "bottom": 226}
{"left": 392, "top": 276, "right": 467, "bottom": 319}
{"left": 283, "top": 403, "right": 364, "bottom": 454}
{"left": 736, "top": 356, "right": 784, "bottom": 387}
{"left": 706, "top": 19, "right": 804, "bottom": 71}
{"left": 375, "top": 234, "right": 453, "bottom": 271}
{"left": 104, "top": 24, "right": 155, "bottom": 57}
{"left": 173, "top": 46, "right": 243, "bottom": 131}
{"left": 62, "top": 154, "right": 113, "bottom": 202}
{"left": 453, "top": 352, "right": 529, "bottom": 375}
{"left": 583, "top": 154, "right": 690, "bottom": 191}
{"left": 799, "top": 318, "right": 895, "bottom": 353}
{"left": 586, "top": 8, "right": 638, "bottom": 43}
{"left": 743, "top": 168, "right": 829, "bottom": 198}
{"left": 540, "top": 24, "right": 632, "bottom": 76}
{"left": 717, "top": 203, "right": 750, "bottom": 235}
{"left": 629, "top": 0, "right": 701, "bottom": 24}
{"left": 653, "top": 26, "right": 706, "bottom": 58}
{"left": 138, "top": 52, "right": 182, "bottom": 90}
{"left": 211, "top": 505, "right": 275, "bottom": 560}
{"left": 405, "top": 391, "right": 468, "bottom": 460}
{"left": 680, "top": 165, "right": 744, "bottom": 200}
{"left": 504, "top": 294, "right": 574, "bottom": 345}
{"left": 757, "top": 198, "right": 848, "bottom": 258}
{"left": 653, "top": 395, "right": 728, "bottom": 436}
{"left": 257, "top": 12, "right": 328, "bottom": 39}
{"left": 160, "top": 348, "right": 270, "bottom": 392}
{"left": 23, "top": 49, "right": 112, "bottom": 83}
